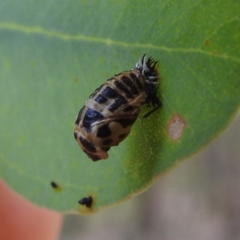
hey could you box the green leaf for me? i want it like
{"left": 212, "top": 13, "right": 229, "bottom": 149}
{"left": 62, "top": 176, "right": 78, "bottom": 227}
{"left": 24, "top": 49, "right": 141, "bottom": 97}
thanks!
{"left": 0, "top": 0, "right": 239, "bottom": 213}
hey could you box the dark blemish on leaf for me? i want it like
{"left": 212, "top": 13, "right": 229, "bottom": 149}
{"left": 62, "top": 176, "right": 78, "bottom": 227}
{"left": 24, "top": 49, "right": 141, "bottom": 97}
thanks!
{"left": 75, "top": 78, "right": 80, "bottom": 84}
{"left": 50, "top": 181, "right": 62, "bottom": 191}
{"left": 78, "top": 196, "right": 93, "bottom": 208}
{"left": 78, "top": 194, "right": 96, "bottom": 215}
{"left": 51, "top": 181, "right": 58, "bottom": 188}
{"left": 205, "top": 39, "right": 210, "bottom": 46}
{"left": 167, "top": 114, "right": 186, "bottom": 140}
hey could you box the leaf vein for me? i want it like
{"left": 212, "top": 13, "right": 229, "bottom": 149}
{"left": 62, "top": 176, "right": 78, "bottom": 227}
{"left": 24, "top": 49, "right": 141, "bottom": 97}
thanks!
{"left": 0, "top": 22, "right": 239, "bottom": 63}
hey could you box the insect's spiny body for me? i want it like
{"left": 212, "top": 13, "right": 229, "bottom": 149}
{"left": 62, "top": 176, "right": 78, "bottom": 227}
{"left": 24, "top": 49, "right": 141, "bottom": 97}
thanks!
{"left": 74, "top": 55, "right": 161, "bottom": 161}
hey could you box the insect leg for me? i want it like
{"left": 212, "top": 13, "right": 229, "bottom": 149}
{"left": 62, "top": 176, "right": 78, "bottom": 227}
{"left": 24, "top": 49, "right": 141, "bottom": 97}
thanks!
{"left": 143, "top": 98, "right": 162, "bottom": 118}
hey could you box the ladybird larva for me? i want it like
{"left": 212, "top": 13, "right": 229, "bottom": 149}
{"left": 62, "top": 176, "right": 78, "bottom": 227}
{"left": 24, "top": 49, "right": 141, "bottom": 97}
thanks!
{"left": 74, "top": 54, "right": 161, "bottom": 161}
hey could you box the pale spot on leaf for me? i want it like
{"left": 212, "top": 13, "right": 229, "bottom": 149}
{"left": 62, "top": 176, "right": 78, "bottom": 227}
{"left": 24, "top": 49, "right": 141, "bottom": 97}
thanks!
{"left": 167, "top": 114, "right": 186, "bottom": 140}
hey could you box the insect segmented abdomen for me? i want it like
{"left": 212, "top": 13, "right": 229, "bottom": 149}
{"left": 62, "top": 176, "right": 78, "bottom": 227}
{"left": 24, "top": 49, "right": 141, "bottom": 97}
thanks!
{"left": 74, "top": 54, "right": 161, "bottom": 161}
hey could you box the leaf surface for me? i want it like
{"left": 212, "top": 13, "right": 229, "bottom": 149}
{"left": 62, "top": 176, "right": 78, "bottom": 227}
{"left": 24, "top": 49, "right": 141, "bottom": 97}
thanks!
{"left": 0, "top": 0, "right": 239, "bottom": 213}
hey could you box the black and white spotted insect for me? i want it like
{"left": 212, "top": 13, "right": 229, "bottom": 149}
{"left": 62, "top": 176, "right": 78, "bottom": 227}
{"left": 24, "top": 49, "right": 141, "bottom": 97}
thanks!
{"left": 74, "top": 54, "right": 161, "bottom": 161}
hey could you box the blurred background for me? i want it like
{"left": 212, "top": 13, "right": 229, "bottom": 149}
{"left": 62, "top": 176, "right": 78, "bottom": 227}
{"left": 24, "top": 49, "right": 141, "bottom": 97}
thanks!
{"left": 60, "top": 114, "right": 240, "bottom": 240}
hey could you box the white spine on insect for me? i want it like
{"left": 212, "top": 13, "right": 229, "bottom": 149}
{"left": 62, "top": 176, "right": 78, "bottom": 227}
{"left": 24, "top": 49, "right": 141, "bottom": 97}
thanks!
{"left": 135, "top": 55, "right": 149, "bottom": 74}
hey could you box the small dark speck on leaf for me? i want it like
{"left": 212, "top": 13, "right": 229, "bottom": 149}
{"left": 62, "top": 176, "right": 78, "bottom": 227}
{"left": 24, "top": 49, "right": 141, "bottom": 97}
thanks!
{"left": 205, "top": 39, "right": 210, "bottom": 46}
{"left": 50, "top": 181, "right": 62, "bottom": 191}
{"left": 78, "top": 196, "right": 93, "bottom": 208}
{"left": 51, "top": 181, "right": 58, "bottom": 188}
